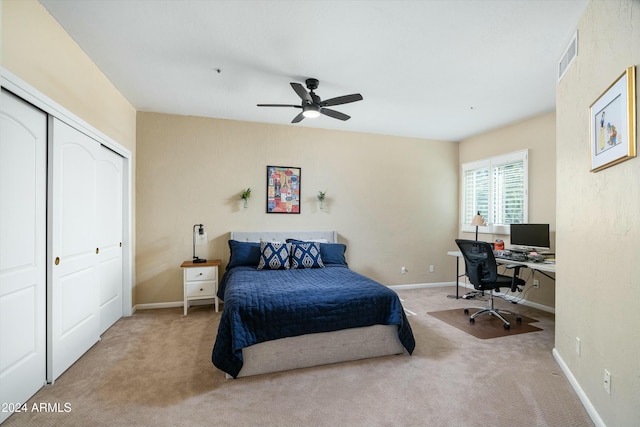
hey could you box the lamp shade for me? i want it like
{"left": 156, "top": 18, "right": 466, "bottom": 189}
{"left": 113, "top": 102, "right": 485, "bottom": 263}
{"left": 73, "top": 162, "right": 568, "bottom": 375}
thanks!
{"left": 471, "top": 213, "right": 486, "bottom": 227}
{"left": 195, "top": 230, "right": 207, "bottom": 245}
{"left": 470, "top": 212, "right": 485, "bottom": 241}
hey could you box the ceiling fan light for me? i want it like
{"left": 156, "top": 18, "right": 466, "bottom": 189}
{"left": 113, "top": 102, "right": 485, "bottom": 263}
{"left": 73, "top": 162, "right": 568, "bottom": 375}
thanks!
{"left": 302, "top": 104, "right": 321, "bottom": 118}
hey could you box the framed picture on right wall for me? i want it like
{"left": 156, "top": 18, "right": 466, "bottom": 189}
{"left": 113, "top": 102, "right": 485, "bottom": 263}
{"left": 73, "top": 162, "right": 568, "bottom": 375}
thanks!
{"left": 589, "top": 66, "right": 636, "bottom": 172}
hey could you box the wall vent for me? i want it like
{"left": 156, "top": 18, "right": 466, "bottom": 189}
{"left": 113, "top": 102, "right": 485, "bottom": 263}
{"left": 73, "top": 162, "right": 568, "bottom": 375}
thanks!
{"left": 558, "top": 30, "right": 578, "bottom": 82}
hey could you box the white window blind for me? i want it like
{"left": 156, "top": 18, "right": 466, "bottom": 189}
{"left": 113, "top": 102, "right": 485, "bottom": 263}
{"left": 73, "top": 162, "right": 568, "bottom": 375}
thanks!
{"left": 461, "top": 150, "right": 528, "bottom": 234}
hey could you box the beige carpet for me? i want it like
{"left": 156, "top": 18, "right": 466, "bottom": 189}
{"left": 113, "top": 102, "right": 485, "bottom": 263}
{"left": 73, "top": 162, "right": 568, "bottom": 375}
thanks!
{"left": 3, "top": 287, "right": 594, "bottom": 427}
{"left": 428, "top": 308, "right": 542, "bottom": 339}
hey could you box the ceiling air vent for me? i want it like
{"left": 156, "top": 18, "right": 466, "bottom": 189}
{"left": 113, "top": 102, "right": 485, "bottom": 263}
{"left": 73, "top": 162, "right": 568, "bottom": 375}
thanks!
{"left": 558, "top": 31, "right": 578, "bottom": 82}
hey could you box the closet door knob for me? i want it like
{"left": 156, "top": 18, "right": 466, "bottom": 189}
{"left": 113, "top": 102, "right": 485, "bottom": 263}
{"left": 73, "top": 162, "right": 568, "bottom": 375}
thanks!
{"left": 55, "top": 257, "right": 60, "bottom": 265}
{"left": 96, "top": 248, "right": 99, "bottom": 254}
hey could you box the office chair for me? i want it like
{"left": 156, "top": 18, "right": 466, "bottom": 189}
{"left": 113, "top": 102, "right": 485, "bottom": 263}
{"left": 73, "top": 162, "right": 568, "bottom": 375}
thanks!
{"left": 455, "top": 239, "right": 526, "bottom": 329}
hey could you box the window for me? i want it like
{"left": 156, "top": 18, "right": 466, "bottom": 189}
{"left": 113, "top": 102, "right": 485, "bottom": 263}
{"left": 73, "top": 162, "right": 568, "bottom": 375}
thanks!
{"left": 461, "top": 150, "right": 528, "bottom": 235}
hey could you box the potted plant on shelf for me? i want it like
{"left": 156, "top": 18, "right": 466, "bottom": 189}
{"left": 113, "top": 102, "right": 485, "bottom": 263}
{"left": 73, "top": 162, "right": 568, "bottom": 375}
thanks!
{"left": 241, "top": 188, "right": 251, "bottom": 208}
{"left": 317, "top": 191, "right": 326, "bottom": 209}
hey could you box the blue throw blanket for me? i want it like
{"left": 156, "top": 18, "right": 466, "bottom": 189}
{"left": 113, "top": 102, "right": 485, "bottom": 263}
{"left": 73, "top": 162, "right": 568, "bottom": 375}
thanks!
{"left": 212, "top": 265, "right": 415, "bottom": 378}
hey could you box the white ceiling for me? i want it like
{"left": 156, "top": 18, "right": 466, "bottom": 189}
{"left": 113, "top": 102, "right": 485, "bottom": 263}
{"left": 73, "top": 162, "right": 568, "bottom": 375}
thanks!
{"left": 39, "top": 0, "right": 587, "bottom": 142}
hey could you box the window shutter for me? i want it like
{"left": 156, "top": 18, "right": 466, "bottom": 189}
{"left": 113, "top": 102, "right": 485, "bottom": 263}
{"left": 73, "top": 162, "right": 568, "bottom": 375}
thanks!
{"left": 463, "top": 166, "right": 489, "bottom": 225}
{"left": 492, "top": 159, "right": 525, "bottom": 225}
{"left": 461, "top": 150, "right": 528, "bottom": 233}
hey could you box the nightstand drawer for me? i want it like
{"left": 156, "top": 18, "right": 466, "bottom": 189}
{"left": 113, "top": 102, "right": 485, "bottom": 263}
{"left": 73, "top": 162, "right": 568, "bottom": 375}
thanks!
{"left": 185, "top": 280, "right": 216, "bottom": 298}
{"left": 186, "top": 266, "right": 216, "bottom": 281}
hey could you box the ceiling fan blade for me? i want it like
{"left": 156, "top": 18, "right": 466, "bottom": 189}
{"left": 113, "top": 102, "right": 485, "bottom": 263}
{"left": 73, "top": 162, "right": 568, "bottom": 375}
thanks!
{"left": 320, "top": 108, "right": 350, "bottom": 121}
{"left": 320, "top": 93, "right": 363, "bottom": 107}
{"left": 291, "top": 112, "right": 305, "bottom": 123}
{"left": 257, "top": 104, "right": 302, "bottom": 108}
{"left": 290, "top": 83, "right": 312, "bottom": 102}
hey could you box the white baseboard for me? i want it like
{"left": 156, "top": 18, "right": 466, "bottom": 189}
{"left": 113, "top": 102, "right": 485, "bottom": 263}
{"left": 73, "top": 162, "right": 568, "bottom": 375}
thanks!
{"left": 134, "top": 299, "right": 216, "bottom": 312}
{"left": 390, "top": 282, "right": 453, "bottom": 290}
{"left": 390, "top": 281, "right": 555, "bottom": 314}
{"left": 553, "top": 348, "right": 606, "bottom": 427}
{"left": 134, "top": 301, "right": 183, "bottom": 311}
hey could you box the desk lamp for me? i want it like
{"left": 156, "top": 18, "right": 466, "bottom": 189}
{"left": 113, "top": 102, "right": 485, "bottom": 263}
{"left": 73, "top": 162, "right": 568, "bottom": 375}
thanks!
{"left": 192, "top": 224, "right": 207, "bottom": 263}
{"left": 462, "top": 212, "right": 487, "bottom": 300}
{"left": 471, "top": 212, "right": 486, "bottom": 241}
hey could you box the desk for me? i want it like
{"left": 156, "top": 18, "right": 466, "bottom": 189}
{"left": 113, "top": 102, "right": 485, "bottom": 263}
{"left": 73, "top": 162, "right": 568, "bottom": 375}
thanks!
{"left": 447, "top": 251, "right": 556, "bottom": 299}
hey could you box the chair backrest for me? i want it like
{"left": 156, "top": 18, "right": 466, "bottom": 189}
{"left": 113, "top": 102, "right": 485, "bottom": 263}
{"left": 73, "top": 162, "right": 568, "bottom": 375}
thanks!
{"left": 455, "top": 239, "right": 498, "bottom": 289}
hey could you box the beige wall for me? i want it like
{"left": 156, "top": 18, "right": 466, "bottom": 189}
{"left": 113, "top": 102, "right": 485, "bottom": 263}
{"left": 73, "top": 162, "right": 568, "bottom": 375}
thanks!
{"left": 556, "top": 1, "right": 640, "bottom": 425}
{"left": 1, "top": 0, "right": 137, "bottom": 303}
{"left": 136, "top": 112, "right": 459, "bottom": 304}
{"left": 458, "top": 112, "right": 557, "bottom": 309}
{"left": 1, "top": 0, "right": 136, "bottom": 150}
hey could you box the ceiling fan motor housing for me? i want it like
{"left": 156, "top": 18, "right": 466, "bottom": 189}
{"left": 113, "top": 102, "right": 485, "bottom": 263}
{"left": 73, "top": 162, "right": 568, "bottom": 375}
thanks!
{"left": 305, "top": 78, "right": 319, "bottom": 91}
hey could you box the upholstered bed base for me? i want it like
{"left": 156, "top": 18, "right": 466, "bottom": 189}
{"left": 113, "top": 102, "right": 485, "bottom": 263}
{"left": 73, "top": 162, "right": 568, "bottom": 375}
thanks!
{"left": 230, "top": 324, "right": 405, "bottom": 378}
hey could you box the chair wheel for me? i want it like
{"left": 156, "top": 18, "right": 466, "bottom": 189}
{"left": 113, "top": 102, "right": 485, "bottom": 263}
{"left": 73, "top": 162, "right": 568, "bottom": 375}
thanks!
{"left": 469, "top": 317, "right": 475, "bottom": 324}
{"left": 464, "top": 309, "right": 469, "bottom": 315}
{"left": 504, "top": 323, "right": 510, "bottom": 330}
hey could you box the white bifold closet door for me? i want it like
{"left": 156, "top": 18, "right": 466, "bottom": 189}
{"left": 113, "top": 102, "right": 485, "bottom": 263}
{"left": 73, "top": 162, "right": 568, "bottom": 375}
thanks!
{"left": 49, "top": 118, "right": 123, "bottom": 381}
{"left": 0, "top": 90, "right": 47, "bottom": 423}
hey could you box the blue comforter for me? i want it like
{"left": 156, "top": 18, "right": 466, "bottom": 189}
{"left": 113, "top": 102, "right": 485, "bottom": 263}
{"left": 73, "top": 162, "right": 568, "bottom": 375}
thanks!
{"left": 211, "top": 265, "right": 415, "bottom": 378}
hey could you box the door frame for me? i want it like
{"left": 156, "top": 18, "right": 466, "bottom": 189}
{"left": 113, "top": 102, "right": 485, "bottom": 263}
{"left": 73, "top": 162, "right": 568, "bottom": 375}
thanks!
{"left": 0, "top": 67, "right": 133, "bottom": 321}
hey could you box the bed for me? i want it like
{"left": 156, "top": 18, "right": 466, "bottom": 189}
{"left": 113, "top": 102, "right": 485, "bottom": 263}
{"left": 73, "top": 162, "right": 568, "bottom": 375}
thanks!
{"left": 211, "top": 230, "right": 415, "bottom": 378}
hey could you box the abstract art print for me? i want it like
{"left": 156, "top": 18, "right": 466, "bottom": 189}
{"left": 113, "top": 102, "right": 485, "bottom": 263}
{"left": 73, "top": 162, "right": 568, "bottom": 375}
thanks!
{"left": 266, "top": 166, "right": 301, "bottom": 213}
{"left": 589, "top": 66, "right": 636, "bottom": 172}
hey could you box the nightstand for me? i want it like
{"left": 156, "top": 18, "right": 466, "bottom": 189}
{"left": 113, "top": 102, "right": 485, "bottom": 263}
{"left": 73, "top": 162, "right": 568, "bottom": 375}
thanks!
{"left": 180, "top": 259, "right": 221, "bottom": 315}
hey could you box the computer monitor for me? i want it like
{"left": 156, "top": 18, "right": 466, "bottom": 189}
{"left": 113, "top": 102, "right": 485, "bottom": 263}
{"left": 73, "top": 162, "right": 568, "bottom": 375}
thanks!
{"left": 509, "top": 223, "right": 550, "bottom": 251}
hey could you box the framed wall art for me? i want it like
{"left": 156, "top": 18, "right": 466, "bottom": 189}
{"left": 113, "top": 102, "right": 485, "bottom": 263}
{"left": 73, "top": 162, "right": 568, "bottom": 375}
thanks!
{"left": 589, "top": 66, "right": 636, "bottom": 172}
{"left": 266, "top": 166, "right": 301, "bottom": 213}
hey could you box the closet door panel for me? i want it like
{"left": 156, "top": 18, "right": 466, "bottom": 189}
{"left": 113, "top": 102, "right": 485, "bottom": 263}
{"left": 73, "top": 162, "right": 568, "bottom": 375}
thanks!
{"left": 59, "top": 267, "right": 97, "bottom": 333}
{"left": 98, "top": 255, "right": 122, "bottom": 334}
{"left": 50, "top": 118, "right": 100, "bottom": 381}
{"left": 96, "top": 146, "right": 123, "bottom": 334}
{"left": 59, "top": 144, "right": 96, "bottom": 257}
{"left": 0, "top": 90, "right": 47, "bottom": 423}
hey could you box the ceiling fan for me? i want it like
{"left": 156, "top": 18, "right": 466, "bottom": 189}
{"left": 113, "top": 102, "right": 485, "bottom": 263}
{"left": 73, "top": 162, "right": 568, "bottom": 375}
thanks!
{"left": 257, "top": 78, "right": 363, "bottom": 123}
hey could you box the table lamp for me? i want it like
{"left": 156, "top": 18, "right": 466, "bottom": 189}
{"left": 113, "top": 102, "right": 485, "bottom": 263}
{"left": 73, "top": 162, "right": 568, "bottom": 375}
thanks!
{"left": 192, "top": 224, "right": 207, "bottom": 263}
{"left": 470, "top": 212, "right": 485, "bottom": 241}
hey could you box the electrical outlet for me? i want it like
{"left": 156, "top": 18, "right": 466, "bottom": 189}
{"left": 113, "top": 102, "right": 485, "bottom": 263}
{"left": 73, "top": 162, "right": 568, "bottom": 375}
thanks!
{"left": 429, "top": 264, "right": 434, "bottom": 273}
{"left": 401, "top": 266, "right": 407, "bottom": 274}
{"left": 604, "top": 369, "right": 611, "bottom": 394}
{"left": 575, "top": 337, "right": 581, "bottom": 356}
{"left": 533, "top": 279, "right": 540, "bottom": 288}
